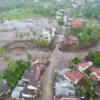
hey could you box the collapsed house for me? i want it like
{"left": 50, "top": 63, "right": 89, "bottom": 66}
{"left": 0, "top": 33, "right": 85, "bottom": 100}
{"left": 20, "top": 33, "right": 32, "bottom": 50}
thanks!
{"left": 11, "top": 58, "right": 48, "bottom": 100}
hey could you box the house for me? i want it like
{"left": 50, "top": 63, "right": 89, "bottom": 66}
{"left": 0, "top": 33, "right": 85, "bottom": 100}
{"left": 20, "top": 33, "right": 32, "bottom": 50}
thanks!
{"left": 55, "top": 87, "right": 75, "bottom": 96}
{"left": 95, "top": 86, "right": 100, "bottom": 96}
{"left": 55, "top": 80, "right": 74, "bottom": 88}
{"left": 0, "top": 79, "right": 11, "bottom": 96}
{"left": 31, "top": 58, "right": 48, "bottom": 66}
{"left": 61, "top": 98, "right": 80, "bottom": 100}
{"left": 56, "top": 10, "right": 65, "bottom": 20}
{"left": 90, "top": 68, "right": 100, "bottom": 81}
{"left": 54, "top": 96, "right": 80, "bottom": 100}
{"left": 54, "top": 68, "right": 71, "bottom": 76}
{"left": 71, "top": 19, "right": 82, "bottom": 28}
{"left": 63, "top": 39, "right": 78, "bottom": 44}
{"left": 63, "top": 70, "right": 84, "bottom": 84}
{"left": 97, "top": 97, "right": 100, "bottom": 100}
{"left": 42, "top": 27, "right": 56, "bottom": 43}
{"left": 19, "top": 88, "right": 39, "bottom": 99}
{"left": 75, "top": 61, "right": 93, "bottom": 71}
{"left": 11, "top": 86, "right": 25, "bottom": 100}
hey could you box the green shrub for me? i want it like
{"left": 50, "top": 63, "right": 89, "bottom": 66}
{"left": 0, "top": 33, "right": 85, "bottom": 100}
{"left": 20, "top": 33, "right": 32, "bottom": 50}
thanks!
{"left": 3, "top": 60, "right": 30, "bottom": 88}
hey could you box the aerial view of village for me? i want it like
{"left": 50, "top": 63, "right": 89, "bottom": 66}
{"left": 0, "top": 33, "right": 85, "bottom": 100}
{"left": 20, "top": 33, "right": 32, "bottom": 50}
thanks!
{"left": 0, "top": 0, "right": 100, "bottom": 100}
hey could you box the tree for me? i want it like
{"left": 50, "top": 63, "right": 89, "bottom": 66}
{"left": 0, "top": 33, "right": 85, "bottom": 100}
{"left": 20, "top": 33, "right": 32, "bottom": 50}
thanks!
{"left": 33, "top": 31, "right": 37, "bottom": 36}
{"left": 86, "top": 52, "right": 94, "bottom": 61}
{"left": 93, "top": 57, "right": 100, "bottom": 66}
{"left": 57, "top": 17, "right": 65, "bottom": 27}
{"left": 7, "top": 61, "right": 18, "bottom": 74}
{"left": 0, "top": 46, "right": 5, "bottom": 55}
{"left": 79, "top": 33, "right": 91, "bottom": 43}
{"left": 71, "top": 57, "right": 80, "bottom": 64}
{"left": 3, "top": 54, "right": 10, "bottom": 63}
{"left": 27, "top": 54, "right": 32, "bottom": 61}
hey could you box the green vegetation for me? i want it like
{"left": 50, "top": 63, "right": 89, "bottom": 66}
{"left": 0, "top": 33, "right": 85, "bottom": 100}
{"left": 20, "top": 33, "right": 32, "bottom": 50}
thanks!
{"left": 71, "top": 25, "right": 100, "bottom": 43}
{"left": 82, "top": 0, "right": 100, "bottom": 19}
{"left": 75, "top": 77, "right": 95, "bottom": 98}
{"left": 27, "top": 54, "right": 32, "bottom": 62}
{"left": 57, "top": 18, "right": 65, "bottom": 26}
{"left": 0, "top": 46, "right": 5, "bottom": 55}
{"left": 31, "top": 38, "right": 49, "bottom": 47}
{"left": 3, "top": 60, "right": 30, "bottom": 88}
{"left": 86, "top": 51, "right": 100, "bottom": 66}
{"left": 71, "top": 56, "right": 80, "bottom": 64}
{"left": 0, "top": 0, "right": 72, "bottom": 20}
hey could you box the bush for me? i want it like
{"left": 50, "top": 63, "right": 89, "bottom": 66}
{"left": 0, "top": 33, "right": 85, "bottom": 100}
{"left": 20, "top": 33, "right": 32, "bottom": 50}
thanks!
{"left": 3, "top": 60, "right": 30, "bottom": 88}
{"left": 86, "top": 52, "right": 94, "bottom": 61}
{"left": 71, "top": 57, "right": 80, "bottom": 64}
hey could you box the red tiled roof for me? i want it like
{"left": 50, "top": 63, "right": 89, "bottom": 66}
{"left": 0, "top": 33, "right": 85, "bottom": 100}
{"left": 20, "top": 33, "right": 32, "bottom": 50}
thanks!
{"left": 64, "top": 71, "right": 78, "bottom": 83}
{"left": 35, "top": 68, "right": 41, "bottom": 81}
{"left": 76, "top": 62, "right": 90, "bottom": 69}
{"left": 64, "top": 40, "right": 70, "bottom": 44}
{"left": 55, "top": 95, "right": 62, "bottom": 100}
{"left": 62, "top": 98, "right": 80, "bottom": 100}
{"left": 72, "top": 19, "right": 82, "bottom": 28}
{"left": 94, "top": 68, "right": 100, "bottom": 76}
{"left": 64, "top": 70, "right": 84, "bottom": 83}
{"left": 90, "top": 74, "right": 99, "bottom": 81}
{"left": 71, "top": 70, "right": 84, "bottom": 81}
{"left": 63, "top": 40, "right": 76, "bottom": 44}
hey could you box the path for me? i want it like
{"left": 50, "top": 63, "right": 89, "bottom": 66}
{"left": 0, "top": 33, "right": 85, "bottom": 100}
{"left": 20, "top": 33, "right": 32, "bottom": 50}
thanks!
{"left": 39, "top": 44, "right": 88, "bottom": 100}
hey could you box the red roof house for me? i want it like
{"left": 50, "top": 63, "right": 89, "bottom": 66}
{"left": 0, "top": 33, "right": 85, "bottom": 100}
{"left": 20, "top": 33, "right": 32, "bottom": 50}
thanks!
{"left": 63, "top": 70, "right": 84, "bottom": 84}
{"left": 72, "top": 19, "right": 82, "bottom": 28}
{"left": 62, "top": 98, "right": 80, "bottom": 100}
{"left": 95, "top": 86, "right": 100, "bottom": 96}
{"left": 90, "top": 68, "right": 100, "bottom": 81}
{"left": 54, "top": 96, "right": 80, "bottom": 100}
{"left": 35, "top": 68, "right": 41, "bottom": 81}
{"left": 75, "top": 61, "right": 93, "bottom": 71}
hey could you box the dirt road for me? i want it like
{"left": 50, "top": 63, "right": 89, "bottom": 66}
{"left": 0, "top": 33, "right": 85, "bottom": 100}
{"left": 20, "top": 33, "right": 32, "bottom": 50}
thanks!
{"left": 39, "top": 44, "right": 88, "bottom": 100}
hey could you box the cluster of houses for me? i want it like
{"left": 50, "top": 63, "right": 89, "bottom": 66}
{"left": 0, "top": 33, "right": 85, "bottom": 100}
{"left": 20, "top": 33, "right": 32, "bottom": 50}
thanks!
{"left": 53, "top": 68, "right": 85, "bottom": 100}
{"left": 54, "top": 58, "right": 100, "bottom": 100}
{"left": 11, "top": 57, "right": 48, "bottom": 100}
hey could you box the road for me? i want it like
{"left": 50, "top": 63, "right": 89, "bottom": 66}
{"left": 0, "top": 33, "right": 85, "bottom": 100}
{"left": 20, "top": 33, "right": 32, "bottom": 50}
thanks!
{"left": 39, "top": 44, "right": 88, "bottom": 100}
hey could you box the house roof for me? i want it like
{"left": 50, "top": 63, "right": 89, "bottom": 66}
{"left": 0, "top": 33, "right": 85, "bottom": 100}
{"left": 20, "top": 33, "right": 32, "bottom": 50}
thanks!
{"left": 97, "top": 97, "right": 100, "bottom": 100}
{"left": 22, "top": 69, "right": 36, "bottom": 81}
{"left": 94, "top": 68, "right": 100, "bottom": 76}
{"left": 55, "top": 96, "right": 80, "bottom": 100}
{"left": 64, "top": 70, "right": 84, "bottom": 83}
{"left": 62, "top": 98, "right": 80, "bottom": 100}
{"left": 64, "top": 71, "right": 77, "bottom": 83}
{"left": 0, "top": 79, "right": 11, "bottom": 95}
{"left": 95, "top": 86, "right": 100, "bottom": 95}
{"left": 71, "top": 70, "right": 84, "bottom": 81}
{"left": 76, "top": 62, "right": 90, "bottom": 69}
{"left": 11, "top": 86, "right": 25, "bottom": 99}
{"left": 72, "top": 19, "right": 82, "bottom": 28}
{"left": 35, "top": 68, "right": 41, "bottom": 81}
{"left": 55, "top": 87, "right": 69, "bottom": 96}
{"left": 28, "top": 79, "right": 38, "bottom": 88}
{"left": 90, "top": 74, "right": 99, "bottom": 81}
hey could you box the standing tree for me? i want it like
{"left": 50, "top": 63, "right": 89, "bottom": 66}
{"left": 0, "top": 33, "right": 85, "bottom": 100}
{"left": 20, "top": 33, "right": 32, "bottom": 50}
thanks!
{"left": 27, "top": 54, "right": 32, "bottom": 62}
{"left": 57, "top": 17, "right": 65, "bottom": 28}
{"left": 0, "top": 46, "right": 5, "bottom": 55}
{"left": 71, "top": 57, "right": 80, "bottom": 64}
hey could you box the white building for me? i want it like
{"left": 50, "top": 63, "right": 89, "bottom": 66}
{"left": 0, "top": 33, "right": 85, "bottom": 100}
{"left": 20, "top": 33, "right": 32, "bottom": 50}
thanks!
{"left": 75, "top": 61, "right": 93, "bottom": 71}
{"left": 42, "top": 27, "right": 56, "bottom": 43}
